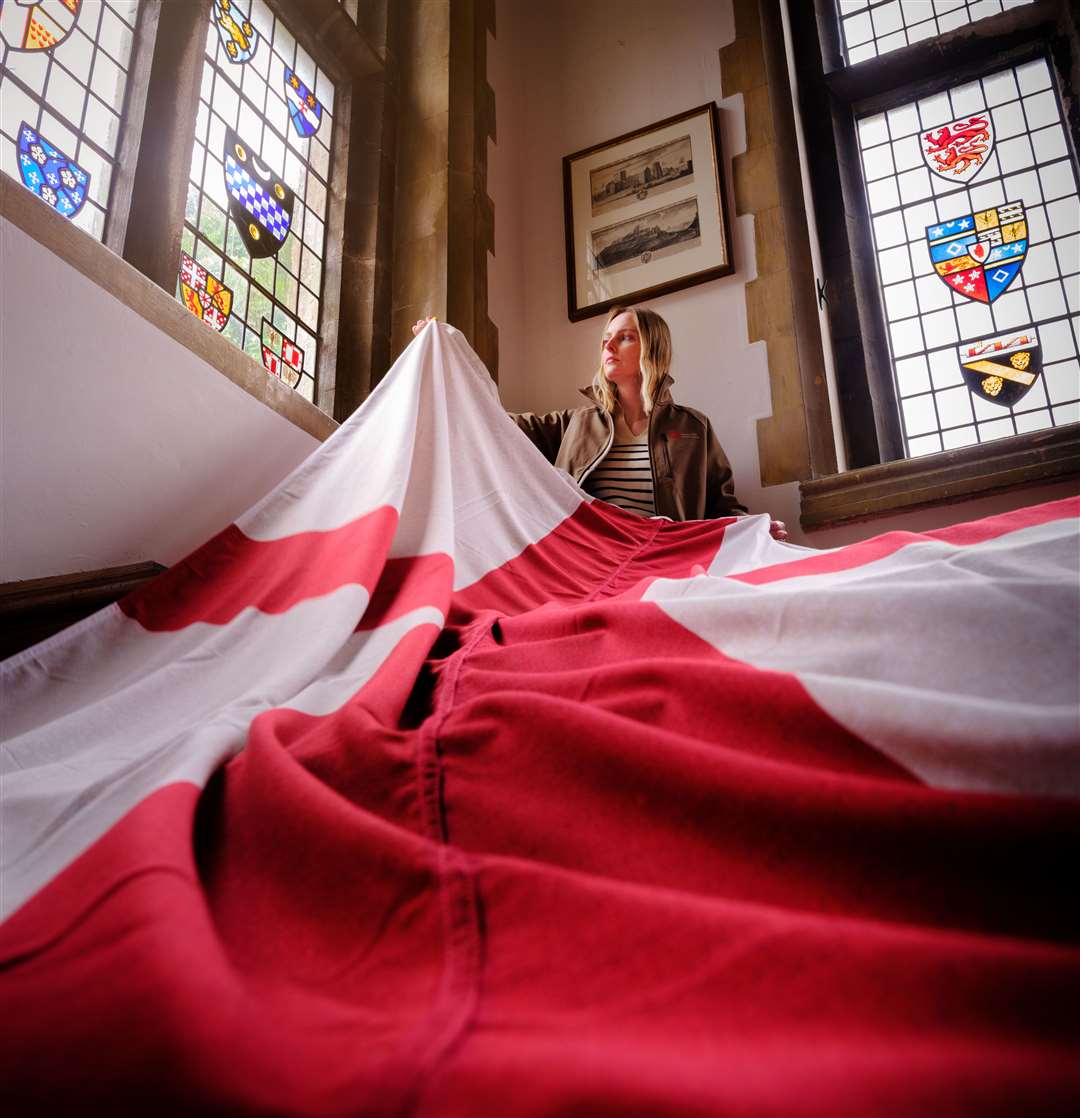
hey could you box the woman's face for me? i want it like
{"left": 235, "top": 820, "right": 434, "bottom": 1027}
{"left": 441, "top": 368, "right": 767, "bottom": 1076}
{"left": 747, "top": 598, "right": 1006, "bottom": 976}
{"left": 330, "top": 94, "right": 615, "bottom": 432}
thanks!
{"left": 601, "top": 311, "right": 642, "bottom": 386}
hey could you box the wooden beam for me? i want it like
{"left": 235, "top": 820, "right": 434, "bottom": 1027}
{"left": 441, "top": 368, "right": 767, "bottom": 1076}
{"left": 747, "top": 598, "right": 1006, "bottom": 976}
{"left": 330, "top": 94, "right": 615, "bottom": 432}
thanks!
{"left": 800, "top": 423, "right": 1080, "bottom": 530}
{"left": 0, "top": 562, "right": 164, "bottom": 662}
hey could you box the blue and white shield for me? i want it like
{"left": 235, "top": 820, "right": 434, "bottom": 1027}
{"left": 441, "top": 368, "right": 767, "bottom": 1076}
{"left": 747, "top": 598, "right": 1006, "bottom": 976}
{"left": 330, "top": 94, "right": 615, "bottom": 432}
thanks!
{"left": 224, "top": 127, "right": 294, "bottom": 258}
{"left": 17, "top": 122, "right": 89, "bottom": 218}
{"left": 283, "top": 68, "right": 323, "bottom": 138}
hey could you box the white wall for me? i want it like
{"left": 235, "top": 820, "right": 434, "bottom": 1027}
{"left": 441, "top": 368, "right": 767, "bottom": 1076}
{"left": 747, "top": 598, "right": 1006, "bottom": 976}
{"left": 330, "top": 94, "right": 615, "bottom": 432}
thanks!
{"left": 489, "top": 0, "right": 802, "bottom": 534}
{"left": 0, "top": 218, "right": 321, "bottom": 582}
{"left": 487, "top": 0, "right": 1078, "bottom": 545}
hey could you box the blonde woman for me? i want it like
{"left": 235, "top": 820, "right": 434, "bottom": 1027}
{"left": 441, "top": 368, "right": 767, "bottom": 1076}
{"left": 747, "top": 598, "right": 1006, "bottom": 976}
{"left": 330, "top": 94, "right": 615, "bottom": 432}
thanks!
{"left": 413, "top": 305, "right": 787, "bottom": 536}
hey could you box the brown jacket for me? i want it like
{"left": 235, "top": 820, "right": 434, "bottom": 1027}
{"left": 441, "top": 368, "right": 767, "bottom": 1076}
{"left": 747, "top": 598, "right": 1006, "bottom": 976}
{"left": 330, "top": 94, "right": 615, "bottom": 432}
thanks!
{"left": 512, "top": 376, "right": 747, "bottom": 521}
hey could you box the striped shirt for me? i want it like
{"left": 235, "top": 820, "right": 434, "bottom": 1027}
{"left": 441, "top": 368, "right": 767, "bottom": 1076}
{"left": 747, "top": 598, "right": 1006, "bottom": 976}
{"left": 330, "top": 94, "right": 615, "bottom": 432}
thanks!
{"left": 584, "top": 413, "right": 655, "bottom": 517}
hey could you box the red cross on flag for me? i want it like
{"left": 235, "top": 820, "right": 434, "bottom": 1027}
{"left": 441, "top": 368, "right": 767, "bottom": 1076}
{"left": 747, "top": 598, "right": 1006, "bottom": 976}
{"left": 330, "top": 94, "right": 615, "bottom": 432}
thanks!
{"left": 3, "top": 323, "right": 1078, "bottom": 1115}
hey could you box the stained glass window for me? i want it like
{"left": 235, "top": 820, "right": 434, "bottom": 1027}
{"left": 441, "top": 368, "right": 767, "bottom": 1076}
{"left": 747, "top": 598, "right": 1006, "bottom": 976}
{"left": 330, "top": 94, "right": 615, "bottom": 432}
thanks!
{"left": 0, "top": 1, "right": 141, "bottom": 240}
{"left": 858, "top": 57, "right": 1080, "bottom": 456}
{"left": 338, "top": 0, "right": 360, "bottom": 25}
{"left": 838, "top": 1, "right": 1036, "bottom": 66}
{"left": 180, "top": 0, "right": 335, "bottom": 404}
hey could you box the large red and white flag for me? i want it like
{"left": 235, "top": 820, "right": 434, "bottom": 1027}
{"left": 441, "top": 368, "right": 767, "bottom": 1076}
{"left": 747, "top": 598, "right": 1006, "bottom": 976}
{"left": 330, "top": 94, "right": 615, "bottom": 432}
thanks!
{"left": 3, "top": 324, "right": 1079, "bottom": 1115}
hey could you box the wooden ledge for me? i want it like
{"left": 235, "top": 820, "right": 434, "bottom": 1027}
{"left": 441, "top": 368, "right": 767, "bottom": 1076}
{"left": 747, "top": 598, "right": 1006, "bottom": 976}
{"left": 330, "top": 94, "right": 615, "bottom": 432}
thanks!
{"left": 800, "top": 423, "right": 1080, "bottom": 531}
{"left": 0, "top": 562, "right": 165, "bottom": 661}
{"left": 0, "top": 176, "right": 338, "bottom": 444}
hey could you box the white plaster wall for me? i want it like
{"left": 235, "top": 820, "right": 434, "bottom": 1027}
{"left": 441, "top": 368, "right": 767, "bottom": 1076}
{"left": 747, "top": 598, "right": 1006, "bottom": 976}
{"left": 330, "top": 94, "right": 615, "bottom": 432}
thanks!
{"left": 489, "top": 0, "right": 802, "bottom": 537}
{"left": 488, "top": 0, "right": 1077, "bottom": 545}
{"left": 0, "top": 218, "right": 321, "bottom": 582}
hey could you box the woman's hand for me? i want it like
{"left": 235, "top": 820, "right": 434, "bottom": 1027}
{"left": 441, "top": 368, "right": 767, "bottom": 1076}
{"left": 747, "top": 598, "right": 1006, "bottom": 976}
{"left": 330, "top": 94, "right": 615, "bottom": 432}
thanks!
{"left": 769, "top": 519, "right": 789, "bottom": 541}
{"left": 411, "top": 315, "right": 437, "bottom": 337}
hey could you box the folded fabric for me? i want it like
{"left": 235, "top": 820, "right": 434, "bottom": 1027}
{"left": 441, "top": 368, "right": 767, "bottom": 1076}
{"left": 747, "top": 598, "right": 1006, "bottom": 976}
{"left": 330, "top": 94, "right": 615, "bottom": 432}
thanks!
{"left": 2, "top": 323, "right": 1078, "bottom": 1116}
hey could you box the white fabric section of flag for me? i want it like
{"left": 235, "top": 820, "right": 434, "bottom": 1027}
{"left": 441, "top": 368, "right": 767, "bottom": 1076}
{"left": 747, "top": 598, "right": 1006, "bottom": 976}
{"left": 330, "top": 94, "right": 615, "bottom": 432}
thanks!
{"left": 1, "top": 585, "right": 371, "bottom": 920}
{"left": 707, "top": 512, "right": 823, "bottom": 575}
{"left": 285, "top": 607, "right": 445, "bottom": 717}
{"left": 4, "top": 319, "right": 1077, "bottom": 931}
{"left": 647, "top": 516, "right": 1080, "bottom": 797}
{"left": 0, "top": 326, "right": 586, "bottom": 922}
{"left": 237, "top": 324, "right": 583, "bottom": 588}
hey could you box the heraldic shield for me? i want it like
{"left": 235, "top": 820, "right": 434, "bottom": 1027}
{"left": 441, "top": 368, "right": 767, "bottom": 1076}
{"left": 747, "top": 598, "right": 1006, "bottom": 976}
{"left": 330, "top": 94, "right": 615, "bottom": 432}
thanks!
{"left": 958, "top": 329, "right": 1042, "bottom": 408}
{"left": 261, "top": 318, "right": 304, "bottom": 388}
{"left": 0, "top": 0, "right": 82, "bottom": 53}
{"left": 922, "top": 112, "right": 994, "bottom": 184}
{"left": 926, "top": 201, "right": 1026, "bottom": 304}
{"left": 224, "top": 128, "right": 294, "bottom": 259}
{"left": 179, "top": 252, "right": 233, "bottom": 333}
{"left": 17, "top": 122, "right": 89, "bottom": 218}
{"left": 213, "top": 0, "right": 258, "bottom": 64}
{"left": 283, "top": 67, "right": 323, "bottom": 139}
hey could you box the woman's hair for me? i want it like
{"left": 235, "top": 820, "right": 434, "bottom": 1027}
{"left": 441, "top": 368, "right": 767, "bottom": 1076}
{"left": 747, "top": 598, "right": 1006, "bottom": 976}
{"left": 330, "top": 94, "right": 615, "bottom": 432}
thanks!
{"left": 592, "top": 305, "right": 673, "bottom": 416}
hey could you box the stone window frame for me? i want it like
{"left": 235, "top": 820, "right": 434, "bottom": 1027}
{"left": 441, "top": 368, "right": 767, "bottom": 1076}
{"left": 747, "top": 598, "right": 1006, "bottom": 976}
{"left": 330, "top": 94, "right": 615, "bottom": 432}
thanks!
{"left": 3, "top": 0, "right": 393, "bottom": 425}
{"left": 787, "top": 0, "right": 1080, "bottom": 528}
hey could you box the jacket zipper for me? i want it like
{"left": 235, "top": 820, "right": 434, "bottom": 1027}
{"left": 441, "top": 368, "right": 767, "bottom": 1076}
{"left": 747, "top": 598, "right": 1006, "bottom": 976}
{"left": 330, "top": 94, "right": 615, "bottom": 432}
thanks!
{"left": 648, "top": 406, "right": 666, "bottom": 516}
{"left": 578, "top": 409, "right": 615, "bottom": 484}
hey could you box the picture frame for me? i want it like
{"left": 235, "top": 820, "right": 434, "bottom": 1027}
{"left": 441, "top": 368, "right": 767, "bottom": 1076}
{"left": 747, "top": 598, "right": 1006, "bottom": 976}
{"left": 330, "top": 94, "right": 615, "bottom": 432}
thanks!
{"left": 562, "top": 102, "right": 735, "bottom": 322}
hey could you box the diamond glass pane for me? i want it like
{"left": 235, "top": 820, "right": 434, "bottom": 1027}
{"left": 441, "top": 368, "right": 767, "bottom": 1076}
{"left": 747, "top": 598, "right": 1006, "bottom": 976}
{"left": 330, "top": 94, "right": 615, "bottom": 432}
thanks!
{"left": 837, "top": 1, "right": 1036, "bottom": 67}
{"left": 180, "top": 0, "right": 335, "bottom": 405}
{"left": 338, "top": 0, "right": 360, "bottom": 25}
{"left": 857, "top": 58, "right": 1080, "bottom": 456}
{"left": 0, "top": 1, "right": 140, "bottom": 241}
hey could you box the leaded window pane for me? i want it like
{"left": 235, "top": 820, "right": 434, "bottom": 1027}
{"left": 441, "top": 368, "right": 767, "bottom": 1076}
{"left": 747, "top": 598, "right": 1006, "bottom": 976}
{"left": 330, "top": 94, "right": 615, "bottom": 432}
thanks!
{"left": 180, "top": 0, "right": 335, "bottom": 405}
{"left": 0, "top": 1, "right": 140, "bottom": 241}
{"left": 857, "top": 58, "right": 1080, "bottom": 455}
{"left": 837, "top": 0, "right": 1036, "bottom": 67}
{"left": 338, "top": 0, "right": 360, "bottom": 25}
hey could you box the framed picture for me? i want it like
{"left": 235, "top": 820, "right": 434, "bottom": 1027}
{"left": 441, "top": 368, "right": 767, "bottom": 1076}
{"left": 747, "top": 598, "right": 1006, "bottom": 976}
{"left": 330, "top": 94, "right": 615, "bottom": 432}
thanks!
{"left": 562, "top": 103, "right": 735, "bottom": 321}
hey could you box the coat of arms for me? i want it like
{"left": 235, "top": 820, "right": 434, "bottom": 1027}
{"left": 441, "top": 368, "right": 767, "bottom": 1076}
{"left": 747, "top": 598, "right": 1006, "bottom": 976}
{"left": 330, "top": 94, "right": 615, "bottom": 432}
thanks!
{"left": 283, "top": 67, "right": 323, "bottom": 138}
{"left": 0, "top": 0, "right": 82, "bottom": 52}
{"left": 958, "top": 329, "right": 1041, "bottom": 408}
{"left": 261, "top": 318, "right": 304, "bottom": 387}
{"left": 212, "top": 0, "right": 258, "bottom": 64}
{"left": 17, "top": 121, "right": 89, "bottom": 218}
{"left": 922, "top": 113, "right": 994, "bottom": 184}
{"left": 224, "top": 128, "right": 294, "bottom": 259}
{"left": 926, "top": 201, "right": 1026, "bottom": 304}
{"left": 179, "top": 252, "right": 233, "bottom": 333}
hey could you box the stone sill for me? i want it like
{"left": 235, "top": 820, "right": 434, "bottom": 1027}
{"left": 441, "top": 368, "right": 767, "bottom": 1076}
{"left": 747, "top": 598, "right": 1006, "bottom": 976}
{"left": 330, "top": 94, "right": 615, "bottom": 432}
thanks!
{"left": 0, "top": 175, "right": 338, "bottom": 444}
{"left": 799, "top": 423, "right": 1080, "bottom": 531}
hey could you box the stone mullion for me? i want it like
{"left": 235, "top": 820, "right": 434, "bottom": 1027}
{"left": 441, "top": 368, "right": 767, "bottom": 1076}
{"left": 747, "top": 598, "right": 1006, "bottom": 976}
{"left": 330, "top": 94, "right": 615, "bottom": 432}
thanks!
{"left": 720, "top": 0, "right": 834, "bottom": 486}
{"left": 389, "top": 0, "right": 497, "bottom": 378}
{"left": 447, "top": 0, "right": 498, "bottom": 378}
{"left": 121, "top": 0, "right": 211, "bottom": 294}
